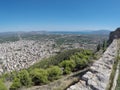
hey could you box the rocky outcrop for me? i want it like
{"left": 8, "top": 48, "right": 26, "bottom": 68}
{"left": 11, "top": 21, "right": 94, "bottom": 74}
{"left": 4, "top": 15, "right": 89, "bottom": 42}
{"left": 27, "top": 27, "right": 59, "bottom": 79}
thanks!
{"left": 0, "top": 40, "right": 58, "bottom": 74}
{"left": 109, "top": 28, "right": 120, "bottom": 43}
{"left": 67, "top": 39, "right": 118, "bottom": 90}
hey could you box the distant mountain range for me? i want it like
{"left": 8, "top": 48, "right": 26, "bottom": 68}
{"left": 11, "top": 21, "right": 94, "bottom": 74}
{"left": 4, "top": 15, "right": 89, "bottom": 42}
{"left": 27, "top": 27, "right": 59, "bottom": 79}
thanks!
{"left": 90, "top": 30, "right": 111, "bottom": 35}
{"left": 0, "top": 30, "right": 111, "bottom": 36}
{"left": 48, "top": 30, "right": 111, "bottom": 35}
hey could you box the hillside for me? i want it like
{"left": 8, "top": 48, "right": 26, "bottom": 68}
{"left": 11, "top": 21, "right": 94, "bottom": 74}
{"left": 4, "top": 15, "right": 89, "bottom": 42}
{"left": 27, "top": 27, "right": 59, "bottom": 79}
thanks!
{"left": 67, "top": 28, "right": 120, "bottom": 90}
{"left": 0, "top": 33, "right": 108, "bottom": 74}
{"left": 0, "top": 31, "right": 112, "bottom": 90}
{"left": 67, "top": 39, "right": 118, "bottom": 90}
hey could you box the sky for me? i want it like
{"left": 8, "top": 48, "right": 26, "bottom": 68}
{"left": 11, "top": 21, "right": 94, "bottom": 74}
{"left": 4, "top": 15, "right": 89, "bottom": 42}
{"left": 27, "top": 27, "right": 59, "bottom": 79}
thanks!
{"left": 0, "top": 0, "right": 120, "bottom": 32}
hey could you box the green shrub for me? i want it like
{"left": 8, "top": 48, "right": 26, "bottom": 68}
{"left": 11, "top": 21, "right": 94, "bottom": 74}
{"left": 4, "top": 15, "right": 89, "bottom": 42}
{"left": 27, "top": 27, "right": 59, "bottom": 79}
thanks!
{"left": 28, "top": 49, "right": 82, "bottom": 70}
{"left": 10, "top": 71, "right": 18, "bottom": 81}
{"left": 17, "top": 70, "right": 32, "bottom": 87}
{"left": 47, "top": 66, "right": 63, "bottom": 81}
{"left": 70, "top": 52, "right": 90, "bottom": 69}
{"left": 30, "top": 68, "right": 48, "bottom": 85}
{"left": 59, "top": 60, "right": 76, "bottom": 74}
{"left": 10, "top": 78, "right": 21, "bottom": 90}
{"left": 75, "top": 58, "right": 89, "bottom": 69}
{"left": 64, "top": 67, "right": 71, "bottom": 74}
{"left": 82, "top": 50, "right": 92, "bottom": 56}
{"left": 1, "top": 72, "right": 18, "bottom": 82}
{"left": 0, "top": 73, "right": 9, "bottom": 82}
{"left": 0, "top": 80, "right": 7, "bottom": 90}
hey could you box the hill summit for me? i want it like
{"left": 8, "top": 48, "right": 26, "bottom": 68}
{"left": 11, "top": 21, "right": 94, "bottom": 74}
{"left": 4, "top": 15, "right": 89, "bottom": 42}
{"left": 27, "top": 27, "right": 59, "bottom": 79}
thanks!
{"left": 109, "top": 28, "right": 120, "bottom": 43}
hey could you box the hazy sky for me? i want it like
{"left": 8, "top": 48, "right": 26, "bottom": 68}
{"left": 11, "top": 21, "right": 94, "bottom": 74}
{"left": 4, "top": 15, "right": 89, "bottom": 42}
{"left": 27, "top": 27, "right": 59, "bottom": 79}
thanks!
{"left": 0, "top": 0, "right": 120, "bottom": 32}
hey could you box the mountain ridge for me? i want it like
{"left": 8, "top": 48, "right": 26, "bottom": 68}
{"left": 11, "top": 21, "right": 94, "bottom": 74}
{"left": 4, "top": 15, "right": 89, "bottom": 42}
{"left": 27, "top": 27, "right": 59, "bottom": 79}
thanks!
{"left": 0, "top": 30, "right": 110, "bottom": 35}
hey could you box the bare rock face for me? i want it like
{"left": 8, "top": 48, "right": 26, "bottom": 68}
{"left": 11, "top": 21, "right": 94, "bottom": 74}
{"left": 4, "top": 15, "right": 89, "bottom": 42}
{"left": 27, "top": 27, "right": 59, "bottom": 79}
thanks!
{"left": 109, "top": 28, "right": 120, "bottom": 43}
{"left": 67, "top": 40, "right": 118, "bottom": 90}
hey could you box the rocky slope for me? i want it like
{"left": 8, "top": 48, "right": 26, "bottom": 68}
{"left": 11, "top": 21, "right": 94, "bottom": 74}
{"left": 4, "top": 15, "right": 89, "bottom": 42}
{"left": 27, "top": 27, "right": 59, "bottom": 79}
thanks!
{"left": 109, "top": 28, "right": 120, "bottom": 43}
{"left": 0, "top": 40, "right": 57, "bottom": 74}
{"left": 67, "top": 39, "right": 118, "bottom": 90}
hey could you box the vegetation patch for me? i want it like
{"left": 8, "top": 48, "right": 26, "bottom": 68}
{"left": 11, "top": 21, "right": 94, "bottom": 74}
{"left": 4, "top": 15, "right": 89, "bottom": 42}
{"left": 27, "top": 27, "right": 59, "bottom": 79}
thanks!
{"left": 107, "top": 56, "right": 119, "bottom": 90}
{"left": 0, "top": 49, "right": 96, "bottom": 90}
{"left": 0, "top": 80, "right": 7, "bottom": 90}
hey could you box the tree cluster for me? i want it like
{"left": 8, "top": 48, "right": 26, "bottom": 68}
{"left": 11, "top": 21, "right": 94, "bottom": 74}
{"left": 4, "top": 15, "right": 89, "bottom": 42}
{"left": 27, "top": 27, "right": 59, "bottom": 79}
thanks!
{"left": 0, "top": 49, "right": 94, "bottom": 90}
{"left": 59, "top": 50, "right": 92, "bottom": 74}
{"left": 97, "top": 40, "right": 108, "bottom": 51}
{"left": 10, "top": 66, "right": 63, "bottom": 90}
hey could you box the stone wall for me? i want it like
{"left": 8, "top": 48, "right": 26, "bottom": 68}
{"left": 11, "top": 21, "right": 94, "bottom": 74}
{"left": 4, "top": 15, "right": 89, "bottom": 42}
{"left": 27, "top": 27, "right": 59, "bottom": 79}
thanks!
{"left": 67, "top": 39, "right": 118, "bottom": 90}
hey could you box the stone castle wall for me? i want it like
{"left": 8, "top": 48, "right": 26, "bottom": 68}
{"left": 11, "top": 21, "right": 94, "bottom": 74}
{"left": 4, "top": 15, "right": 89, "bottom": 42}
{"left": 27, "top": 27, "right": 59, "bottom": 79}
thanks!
{"left": 67, "top": 39, "right": 118, "bottom": 90}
